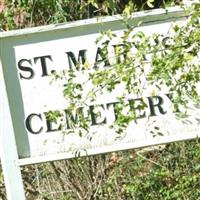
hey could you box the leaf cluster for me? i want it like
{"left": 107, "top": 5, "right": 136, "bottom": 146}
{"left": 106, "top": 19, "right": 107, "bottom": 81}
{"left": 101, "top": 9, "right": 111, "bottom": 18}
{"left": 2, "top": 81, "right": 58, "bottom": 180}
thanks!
{"left": 58, "top": 3, "right": 200, "bottom": 136}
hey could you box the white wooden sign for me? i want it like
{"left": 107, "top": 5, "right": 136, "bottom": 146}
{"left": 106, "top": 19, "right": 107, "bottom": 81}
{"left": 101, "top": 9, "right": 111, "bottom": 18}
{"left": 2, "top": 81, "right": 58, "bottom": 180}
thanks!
{"left": 0, "top": 6, "right": 199, "bottom": 199}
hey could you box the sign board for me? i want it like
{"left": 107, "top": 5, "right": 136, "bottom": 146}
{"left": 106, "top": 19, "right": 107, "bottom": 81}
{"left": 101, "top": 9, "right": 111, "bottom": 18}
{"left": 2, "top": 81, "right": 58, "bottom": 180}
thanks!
{"left": 0, "top": 6, "right": 199, "bottom": 200}
{"left": 1, "top": 7, "right": 200, "bottom": 167}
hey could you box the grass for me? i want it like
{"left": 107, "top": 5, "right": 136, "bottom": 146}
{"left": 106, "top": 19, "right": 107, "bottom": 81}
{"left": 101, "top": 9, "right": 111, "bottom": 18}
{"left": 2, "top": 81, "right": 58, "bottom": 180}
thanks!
{"left": 1, "top": 139, "right": 199, "bottom": 199}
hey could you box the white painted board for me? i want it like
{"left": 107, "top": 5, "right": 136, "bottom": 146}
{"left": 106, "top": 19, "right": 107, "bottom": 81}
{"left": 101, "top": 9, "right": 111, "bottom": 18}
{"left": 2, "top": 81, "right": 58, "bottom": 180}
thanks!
{"left": 0, "top": 7, "right": 199, "bottom": 166}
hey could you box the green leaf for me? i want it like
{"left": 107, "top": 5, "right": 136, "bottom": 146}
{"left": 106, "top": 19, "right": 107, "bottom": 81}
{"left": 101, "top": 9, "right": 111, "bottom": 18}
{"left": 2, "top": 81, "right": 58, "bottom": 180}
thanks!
{"left": 147, "top": 0, "right": 155, "bottom": 8}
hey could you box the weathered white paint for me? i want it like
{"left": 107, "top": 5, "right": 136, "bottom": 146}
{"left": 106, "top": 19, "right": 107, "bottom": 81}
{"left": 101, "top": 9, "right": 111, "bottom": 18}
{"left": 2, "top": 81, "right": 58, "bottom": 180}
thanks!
{"left": 0, "top": 59, "right": 26, "bottom": 199}
{"left": 0, "top": 7, "right": 199, "bottom": 167}
{"left": 17, "top": 131, "right": 200, "bottom": 166}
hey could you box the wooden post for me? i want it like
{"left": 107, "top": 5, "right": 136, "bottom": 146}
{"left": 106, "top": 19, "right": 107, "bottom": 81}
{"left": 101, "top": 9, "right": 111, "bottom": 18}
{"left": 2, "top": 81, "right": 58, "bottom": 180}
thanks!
{"left": 0, "top": 59, "right": 26, "bottom": 200}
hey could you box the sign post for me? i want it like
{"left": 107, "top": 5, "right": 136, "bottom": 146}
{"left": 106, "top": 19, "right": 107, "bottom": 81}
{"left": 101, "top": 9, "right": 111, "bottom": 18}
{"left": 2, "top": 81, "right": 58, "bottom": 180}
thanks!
{"left": 0, "top": 61, "right": 26, "bottom": 199}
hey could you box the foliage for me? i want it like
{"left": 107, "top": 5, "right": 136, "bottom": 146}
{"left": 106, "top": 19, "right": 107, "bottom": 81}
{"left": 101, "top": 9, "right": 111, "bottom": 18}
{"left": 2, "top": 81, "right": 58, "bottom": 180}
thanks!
{"left": 0, "top": 0, "right": 180, "bottom": 30}
{"left": 55, "top": 3, "right": 200, "bottom": 135}
{"left": 0, "top": 0, "right": 90, "bottom": 30}
{"left": 148, "top": 3, "right": 200, "bottom": 111}
{"left": 122, "top": 139, "right": 200, "bottom": 200}
{"left": 21, "top": 139, "right": 200, "bottom": 199}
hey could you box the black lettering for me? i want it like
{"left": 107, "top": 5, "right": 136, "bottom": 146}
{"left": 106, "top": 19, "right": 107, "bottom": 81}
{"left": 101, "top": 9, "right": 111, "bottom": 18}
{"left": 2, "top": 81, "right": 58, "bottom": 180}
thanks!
{"left": 162, "top": 36, "right": 173, "bottom": 48}
{"left": 89, "top": 104, "right": 106, "bottom": 126}
{"left": 18, "top": 59, "right": 34, "bottom": 80}
{"left": 165, "top": 93, "right": 174, "bottom": 103}
{"left": 66, "top": 50, "right": 87, "bottom": 70}
{"left": 112, "top": 44, "right": 126, "bottom": 63}
{"left": 64, "top": 107, "right": 84, "bottom": 129}
{"left": 94, "top": 47, "right": 110, "bottom": 69}
{"left": 166, "top": 93, "right": 180, "bottom": 112}
{"left": 25, "top": 113, "right": 43, "bottom": 134}
{"left": 129, "top": 98, "right": 146, "bottom": 119}
{"left": 148, "top": 96, "right": 167, "bottom": 116}
{"left": 34, "top": 55, "right": 53, "bottom": 77}
{"left": 44, "top": 112, "right": 62, "bottom": 132}
{"left": 106, "top": 102, "right": 121, "bottom": 121}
